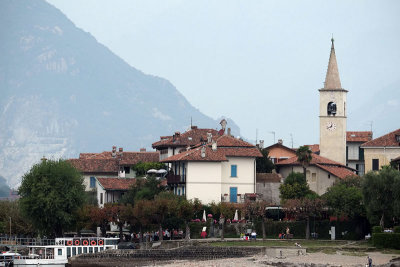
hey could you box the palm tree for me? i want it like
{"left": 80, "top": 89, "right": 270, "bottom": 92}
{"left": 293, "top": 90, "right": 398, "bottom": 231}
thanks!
{"left": 296, "top": 145, "right": 313, "bottom": 179}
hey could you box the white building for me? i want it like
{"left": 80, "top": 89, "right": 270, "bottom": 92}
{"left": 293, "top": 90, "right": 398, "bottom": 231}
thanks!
{"left": 95, "top": 178, "right": 137, "bottom": 208}
{"left": 161, "top": 134, "right": 262, "bottom": 204}
{"left": 346, "top": 131, "right": 372, "bottom": 176}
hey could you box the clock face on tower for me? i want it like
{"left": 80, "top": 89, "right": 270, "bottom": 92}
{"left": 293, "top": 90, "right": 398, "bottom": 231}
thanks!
{"left": 326, "top": 121, "right": 337, "bottom": 131}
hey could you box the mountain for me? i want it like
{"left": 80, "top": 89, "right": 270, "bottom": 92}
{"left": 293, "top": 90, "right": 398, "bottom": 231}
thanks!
{"left": 0, "top": 0, "right": 240, "bottom": 188}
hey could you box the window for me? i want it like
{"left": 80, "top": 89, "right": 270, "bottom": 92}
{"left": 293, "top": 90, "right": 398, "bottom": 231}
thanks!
{"left": 78, "top": 247, "right": 82, "bottom": 254}
{"left": 90, "top": 177, "right": 96, "bottom": 188}
{"left": 124, "top": 166, "right": 130, "bottom": 174}
{"left": 182, "top": 186, "right": 185, "bottom": 195}
{"left": 312, "top": 173, "right": 316, "bottom": 182}
{"left": 327, "top": 102, "right": 337, "bottom": 116}
{"left": 359, "top": 148, "right": 364, "bottom": 161}
{"left": 58, "top": 249, "right": 62, "bottom": 256}
{"left": 372, "top": 159, "right": 379, "bottom": 171}
{"left": 230, "top": 187, "right": 238, "bottom": 203}
{"left": 231, "top": 165, "right": 237, "bottom": 177}
{"left": 72, "top": 247, "right": 76, "bottom": 256}
{"left": 100, "top": 193, "right": 103, "bottom": 205}
{"left": 83, "top": 247, "right": 87, "bottom": 254}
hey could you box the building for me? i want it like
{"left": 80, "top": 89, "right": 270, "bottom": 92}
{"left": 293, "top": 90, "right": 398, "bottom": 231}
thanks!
{"left": 95, "top": 178, "right": 137, "bottom": 208}
{"left": 361, "top": 128, "right": 400, "bottom": 172}
{"left": 319, "top": 38, "right": 348, "bottom": 165}
{"left": 69, "top": 146, "right": 159, "bottom": 191}
{"left": 161, "top": 134, "right": 262, "bottom": 204}
{"left": 346, "top": 131, "right": 373, "bottom": 176}
{"left": 152, "top": 126, "right": 219, "bottom": 161}
{"left": 263, "top": 140, "right": 296, "bottom": 164}
{"left": 276, "top": 153, "right": 356, "bottom": 195}
{"left": 256, "top": 172, "right": 282, "bottom": 205}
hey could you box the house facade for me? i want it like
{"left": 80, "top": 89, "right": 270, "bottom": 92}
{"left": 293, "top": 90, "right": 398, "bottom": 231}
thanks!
{"left": 263, "top": 140, "right": 296, "bottom": 164}
{"left": 361, "top": 129, "right": 400, "bottom": 172}
{"left": 276, "top": 153, "right": 356, "bottom": 195}
{"left": 256, "top": 172, "right": 282, "bottom": 205}
{"left": 96, "top": 178, "right": 137, "bottom": 208}
{"left": 161, "top": 134, "right": 262, "bottom": 204}
{"left": 69, "top": 146, "right": 159, "bottom": 191}
{"left": 346, "top": 131, "right": 373, "bottom": 176}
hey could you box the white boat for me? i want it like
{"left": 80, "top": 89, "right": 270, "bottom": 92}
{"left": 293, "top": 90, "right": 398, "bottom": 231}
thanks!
{"left": 13, "top": 237, "right": 119, "bottom": 267}
{"left": 1, "top": 251, "right": 22, "bottom": 267}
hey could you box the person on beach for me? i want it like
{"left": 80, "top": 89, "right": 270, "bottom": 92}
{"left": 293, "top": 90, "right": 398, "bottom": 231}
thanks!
{"left": 367, "top": 256, "right": 372, "bottom": 267}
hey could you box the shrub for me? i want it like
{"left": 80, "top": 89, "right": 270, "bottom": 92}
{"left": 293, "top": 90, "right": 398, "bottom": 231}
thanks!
{"left": 393, "top": 226, "right": 400, "bottom": 233}
{"left": 372, "top": 233, "right": 400, "bottom": 249}
{"left": 372, "top": 226, "right": 383, "bottom": 233}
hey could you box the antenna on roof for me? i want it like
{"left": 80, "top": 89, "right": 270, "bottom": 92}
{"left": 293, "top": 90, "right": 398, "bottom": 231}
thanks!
{"left": 256, "top": 128, "right": 258, "bottom": 145}
{"left": 190, "top": 116, "right": 192, "bottom": 128}
{"left": 290, "top": 133, "right": 293, "bottom": 148}
{"left": 269, "top": 131, "right": 276, "bottom": 144}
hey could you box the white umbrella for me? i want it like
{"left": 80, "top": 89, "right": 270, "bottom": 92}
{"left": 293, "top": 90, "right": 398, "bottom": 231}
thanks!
{"left": 202, "top": 210, "right": 206, "bottom": 221}
{"left": 234, "top": 209, "right": 238, "bottom": 221}
{"left": 156, "top": 169, "right": 167, "bottom": 174}
{"left": 147, "top": 169, "right": 157, "bottom": 174}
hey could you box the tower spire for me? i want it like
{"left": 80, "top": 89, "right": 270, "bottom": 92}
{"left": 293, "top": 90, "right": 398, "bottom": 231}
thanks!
{"left": 324, "top": 37, "right": 342, "bottom": 89}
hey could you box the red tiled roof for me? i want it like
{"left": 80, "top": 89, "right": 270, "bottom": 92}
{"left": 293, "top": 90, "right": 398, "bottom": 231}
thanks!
{"left": 264, "top": 143, "right": 296, "bottom": 153}
{"left": 361, "top": 129, "right": 400, "bottom": 148}
{"left": 256, "top": 173, "right": 282, "bottom": 183}
{"left": 97, "top": 178, "right": 136, "bottom": 190}
{"left": 304, "top": 144, "right": 320, "bottom": 153}
{"left": 69, "top": 159, "right": 119, "bottom": 173}
{"left": 392, "top": 155, "right": 400, "bottom": 162}
{"left": 161, "top": 135, "right": 262, "bottom": 162}
{"left": 152, "top": 127, "right": 219, "bottom": 148}
{"left": 276, "top": 153, "right": 342, "bottom": 166}
{"left": 316, "top": 164, "right": 356, "bottom": 179}
{"left": 275, "top": 153, "right": 356, "bottom": 180}
{"left": 346, "top": 131, "right": 373, "bottom": 143}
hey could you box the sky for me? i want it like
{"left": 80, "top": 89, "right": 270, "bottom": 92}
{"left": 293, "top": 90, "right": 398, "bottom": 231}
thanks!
{"left": 46, "top": 0, "right": 400, "bottom": 147}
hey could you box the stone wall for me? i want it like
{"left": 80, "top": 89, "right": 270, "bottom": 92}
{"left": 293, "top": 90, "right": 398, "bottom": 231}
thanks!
{"left": 69, "top": 246, "right": 264, "bottom": 266}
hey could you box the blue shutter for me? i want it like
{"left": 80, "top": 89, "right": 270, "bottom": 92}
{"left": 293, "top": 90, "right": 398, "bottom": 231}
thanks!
{"left": 230, "top": 187, "right": 237, "bottom": 203}
{"left": 90, "top": 177, "right": 96, "bottom": 188}
{"left": 231, "top": 165, "right": 237, "bottom": 177}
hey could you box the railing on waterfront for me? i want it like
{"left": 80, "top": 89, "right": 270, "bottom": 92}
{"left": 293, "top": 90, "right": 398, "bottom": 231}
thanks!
{"left": 0, "top": 237, "right": 55, "bottom": 246}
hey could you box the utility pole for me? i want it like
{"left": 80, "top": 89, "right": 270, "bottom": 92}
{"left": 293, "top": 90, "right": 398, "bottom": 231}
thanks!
{"left": 9, "top": 216, "right": 11, "bottom": 238}
{"left": 269, "top": 131, "right": 275, "bottom": 144}
{"left": 290, "top": 133, "right": 294, "bottom": 148}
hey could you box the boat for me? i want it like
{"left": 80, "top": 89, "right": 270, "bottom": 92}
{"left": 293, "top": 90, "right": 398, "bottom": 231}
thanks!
{"left": 1, "top": 251, "right": 22, "bottom": 267}
{"left": 13, "top": 237, "right": 119, "bottom": 267}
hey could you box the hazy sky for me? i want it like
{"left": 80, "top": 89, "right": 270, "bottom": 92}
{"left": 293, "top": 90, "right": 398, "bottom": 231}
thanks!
{"left": 46, "top": 0, "right": 400, "bottom": 147}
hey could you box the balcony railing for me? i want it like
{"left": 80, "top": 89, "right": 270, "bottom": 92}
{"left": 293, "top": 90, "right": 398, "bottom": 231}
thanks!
{"left": 166, "top": 173, "right": 186, "bottom": 184}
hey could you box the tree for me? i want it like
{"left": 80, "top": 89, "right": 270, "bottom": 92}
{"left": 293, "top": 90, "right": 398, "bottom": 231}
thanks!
{"left": 279, "top": 172, "right": 316, "bottom": 201}
{"left": 284, "top": 197, "right": 325, "bottom": 239}
{"left": 121, "top": 176, "right": 165, "bottom": 205}
{"left": 0, "top": 200, "right": 34, "bottom": 236}
{"left": 131, "top": 162, "right": 166, "bottom": 176}
{"left": 323, "top": 176, "right": 365, "bottom": 219}
{"left": 18, "top": 159, "right": 86, "bottom": 237}
{"left": 296, "top": 145, "right": 312, "bottom": 178}
{"left": 256, "top": 149, "right": 275, "bottom": 173}
{"left": 244, "top": 200, "right": 268, "bottom": 240}
{"left": 177, "top": 198, "right": 202, "bottom": 240}
{"left": 362, "top": 166, "right": 400, "bottom": 227}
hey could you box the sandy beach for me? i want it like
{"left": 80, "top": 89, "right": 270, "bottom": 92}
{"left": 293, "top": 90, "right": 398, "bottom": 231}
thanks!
{"left": 158, "top": 251, "right": 399, "bottom": 267}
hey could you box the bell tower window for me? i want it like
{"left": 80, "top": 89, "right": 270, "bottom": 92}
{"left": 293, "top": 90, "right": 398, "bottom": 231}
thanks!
{"left": 327, "top": 102, "right": 337, "bottom": 116}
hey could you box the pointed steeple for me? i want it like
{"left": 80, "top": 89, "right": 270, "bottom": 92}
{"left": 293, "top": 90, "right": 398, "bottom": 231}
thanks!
{"left": 323, "top": 38, "right": 342, "bottom": 89}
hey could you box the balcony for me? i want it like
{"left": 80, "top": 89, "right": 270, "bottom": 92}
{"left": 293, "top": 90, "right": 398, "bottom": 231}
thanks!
{"left": 166, "top": 173, "right": 186, "bottom": 184}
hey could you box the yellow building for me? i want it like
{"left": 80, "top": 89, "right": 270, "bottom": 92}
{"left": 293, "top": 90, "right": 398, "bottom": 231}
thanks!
{"left": 319, "top": 39, "right": 347, "bottom": 165}
{"left": 361, "top": 129, "right": 400, "bottom": 172}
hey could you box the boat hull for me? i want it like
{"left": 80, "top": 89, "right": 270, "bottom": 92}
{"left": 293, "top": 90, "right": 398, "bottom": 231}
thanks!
{"left": 13, "top": 258, "right": 67, "bottom": 267}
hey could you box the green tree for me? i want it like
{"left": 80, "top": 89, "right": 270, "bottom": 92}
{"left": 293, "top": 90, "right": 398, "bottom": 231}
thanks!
{"left": 362, "top": 166, "right": 400, "bottom": 227}
{"left": 0, "top": 200, "right": 34, "bottom": 236}
{"left": 131, "top": 162, "right": 166, "bottom": 176}
{"left": 121, "top": 176, "right": 165, "bottom": 204}
{"left": 279, "top": 172, "right": 316, "bottom": 201}
{"left": 323, "top": 176, "right": 365, "bottom": 219}
{"left": 18, "top": 159, "right": 86, "bottom": 237}
{"left": 256, "top": 149, "right": 275, "bottom": 173}
{"left": 296, "top": 145, "right": 312, "bottom": 178}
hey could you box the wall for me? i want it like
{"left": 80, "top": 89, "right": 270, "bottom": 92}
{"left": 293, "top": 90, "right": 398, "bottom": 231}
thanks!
{"left": 186, "top": 162, "right": 222, "bottom": 204}
{"left": 278, "top": 165, "right": 338, "bottom": 195}
{"left": 268, "top": 147, "right": 296, "bottom": 163}
{"left": 364, "top": 147, "right": 400, "bottom": 172}
{"left": 221, "top": 157, "right": 255, "bottom": 202}
{"left": 83, "top": 174, "right": 115, "bottom": 191}
{"left": 256, "top": 181, "right": 281, "bottom": 205}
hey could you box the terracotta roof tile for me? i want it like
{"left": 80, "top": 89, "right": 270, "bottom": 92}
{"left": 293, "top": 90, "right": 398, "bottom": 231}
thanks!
{"left": 69, "top": 159, "right": 119, "bottom": 173}
{"left": 97, "top": 178, "right": 136, "bottom": 190}
{"left": 361, "top": 129, "right": 400, "bottom": 147}
{"left": 346, "top": 131, "right": 373, "bottom": 143}
{"left": 264, "top": 143, "right": 296, "bottom": 153}
{"left": 276, "top": 153, "right": 343, "bottom": 166}
{"left": 303, "top": 144, "right": 320, "bottom": 153}
{"left": 256, "top": 173, "right": 282, "bottom": 183}
{"left": 152, "top": 127, "right": 219, "bottom": 148}
{"left": 315, "top": 164, "right": 356, "bottom": 179}
{"left": 161, "top": 135, "right": 262, "bottom": 162}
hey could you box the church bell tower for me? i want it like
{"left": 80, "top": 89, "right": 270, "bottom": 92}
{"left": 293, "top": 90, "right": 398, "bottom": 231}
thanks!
{"left": 319, "top": 38, "right": 347, "bottom": 165}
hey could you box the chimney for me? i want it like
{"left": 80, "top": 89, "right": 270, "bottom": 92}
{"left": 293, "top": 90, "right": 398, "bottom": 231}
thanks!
{"left": 259, "top": 140, "right": 264, "bottom": 149}
{"left": 212, "top": 141, "right": 217, "bottom": 151}
{"left": 191, "top": 125, "right": 198, "bottom": 130}
{"left": 140, "top": 148, "right": 146, "bottom": 152}
{"left": 119, "top": 147, "right": 123, "bottom": 152}
{"left": 207, "top": 132, "right": 212, "bottom": 143}
{"left": 201, "top": 146, "right": 206, "bottom": 158}
{"left": 227, "top": 128, "right": 231, "bottom": 136}
{"left": 112, "top": 146, "right": 117, "bottom": 158}
{"left": 278, "top": 139, "right": 283, "bottom": 145}
{"left": 175, "top": 131, "right": 180, "bottom": 137}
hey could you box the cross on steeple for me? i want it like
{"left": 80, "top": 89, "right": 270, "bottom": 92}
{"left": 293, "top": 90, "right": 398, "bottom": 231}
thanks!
{"left": 324, "top": 37, "right": 342, "bottom": 89}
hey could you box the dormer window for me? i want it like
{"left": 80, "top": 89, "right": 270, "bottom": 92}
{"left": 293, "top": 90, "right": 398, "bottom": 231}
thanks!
{"left": 327, "top": 102, "right": 337, "bottom": 116}
{"left": 395, "top": 135, "right": 400, "bottom": 143}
